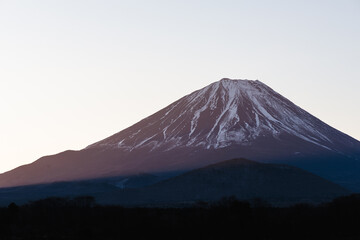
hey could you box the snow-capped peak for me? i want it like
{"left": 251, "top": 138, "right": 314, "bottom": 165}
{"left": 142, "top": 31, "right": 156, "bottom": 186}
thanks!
{"left": 88, "top": 78, "right": 341, "bottom": 152}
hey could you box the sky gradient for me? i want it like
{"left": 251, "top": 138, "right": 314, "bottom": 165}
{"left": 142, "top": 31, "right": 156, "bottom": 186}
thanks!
{"left": 0, "top": 0, "right": 359, "bottom": 173}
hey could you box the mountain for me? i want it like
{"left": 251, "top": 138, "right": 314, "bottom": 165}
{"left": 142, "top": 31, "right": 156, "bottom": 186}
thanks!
{"left": 96, "top": 158, "right": 349, "bottom": 207}
{"left": 0, "top": 159, "right": 349, "bottom": 207}
{"left": 1, "top": 78, "right": 360, "bottom": 190}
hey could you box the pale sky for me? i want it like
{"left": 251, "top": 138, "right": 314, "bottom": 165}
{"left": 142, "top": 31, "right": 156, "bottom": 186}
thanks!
{"left": 0, "top": 0, "right": 359, "bottom": 173}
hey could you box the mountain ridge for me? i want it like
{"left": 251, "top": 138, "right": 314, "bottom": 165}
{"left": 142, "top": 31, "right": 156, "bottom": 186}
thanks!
{"left": 96, "top": 158, "right": 351, "bottom": 207}
{"left": 88, "top": 78, "right": 359, "bottom": 152}
{"left": 0, "top": 158, "right": 349, "bottom": 207}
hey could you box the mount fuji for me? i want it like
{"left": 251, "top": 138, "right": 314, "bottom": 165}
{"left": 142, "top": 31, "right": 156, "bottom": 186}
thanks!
{"left": 1, "top": 78, "right": 360, "bottom": 191}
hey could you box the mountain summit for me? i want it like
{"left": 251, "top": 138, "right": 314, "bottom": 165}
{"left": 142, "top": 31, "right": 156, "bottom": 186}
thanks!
{"left": 89, "top": 78, "right": 349, "bottom": 152}
{"left": 1, "top": 79, "right": 360, "bottom": 190}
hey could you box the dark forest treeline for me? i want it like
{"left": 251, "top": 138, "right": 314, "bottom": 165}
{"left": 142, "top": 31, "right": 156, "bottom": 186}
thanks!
{"left": 1, "top": 195, "right": 360, "bottom": 240}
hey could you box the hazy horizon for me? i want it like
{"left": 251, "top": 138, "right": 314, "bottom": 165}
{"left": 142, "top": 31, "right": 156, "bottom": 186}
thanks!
{"left": 1, "top": 0, "right": 359, "bottom": 173}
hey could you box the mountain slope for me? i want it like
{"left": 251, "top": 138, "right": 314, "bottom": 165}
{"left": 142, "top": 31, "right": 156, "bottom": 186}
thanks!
{"left": 96, "top": 158, "right": 350, "bottom": 206}
{"left": 90, "top": 79, "right": 354, "bottom": 152}
{"left": 0, "top": 78, "right": 359, "bottom": 190}
{"left": 0, "top": 159, "right": 349, "bottom": 207}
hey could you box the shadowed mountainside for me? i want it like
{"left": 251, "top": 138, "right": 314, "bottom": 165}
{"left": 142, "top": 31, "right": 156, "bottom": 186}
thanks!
{"left": 0, "top": 158, "right": 349, "bottom": 207}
